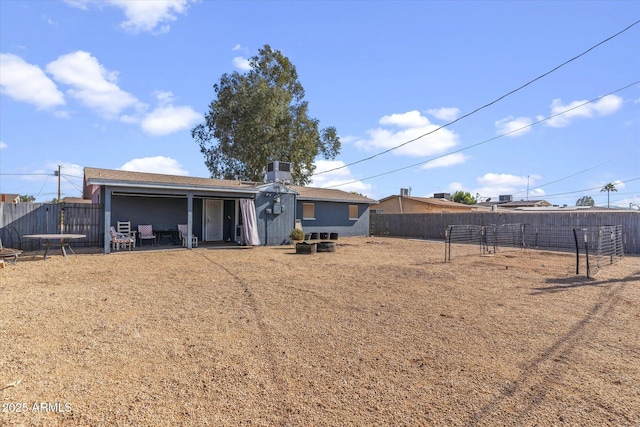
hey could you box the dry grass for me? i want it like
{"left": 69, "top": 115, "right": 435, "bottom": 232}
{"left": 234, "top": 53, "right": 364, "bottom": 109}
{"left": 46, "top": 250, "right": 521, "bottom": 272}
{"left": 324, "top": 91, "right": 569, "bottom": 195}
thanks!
{"left": 1, "top": 237, "right": 639, "bottom": 426}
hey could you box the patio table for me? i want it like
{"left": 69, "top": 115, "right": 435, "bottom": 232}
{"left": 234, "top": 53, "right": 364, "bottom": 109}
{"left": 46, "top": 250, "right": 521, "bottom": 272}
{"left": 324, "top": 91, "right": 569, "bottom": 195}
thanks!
{"left": 155, "top": 229, "right": 180, "bottom": 245}
{"left": 22, "top": 234, "right": 86, "bottom": 260}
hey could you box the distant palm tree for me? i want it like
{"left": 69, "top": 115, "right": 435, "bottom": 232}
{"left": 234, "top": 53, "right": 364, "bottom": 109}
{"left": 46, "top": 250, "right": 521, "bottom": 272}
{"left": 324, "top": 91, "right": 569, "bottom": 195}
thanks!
{"left": 600, "top": 182, "right": 617, "bottom": 208}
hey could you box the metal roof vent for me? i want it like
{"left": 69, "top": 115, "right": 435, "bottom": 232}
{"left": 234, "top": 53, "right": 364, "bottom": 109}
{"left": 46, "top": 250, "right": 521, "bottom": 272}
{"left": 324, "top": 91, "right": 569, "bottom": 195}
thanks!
{"left": 266, "top": 161, "right": 292, "bottom": 183}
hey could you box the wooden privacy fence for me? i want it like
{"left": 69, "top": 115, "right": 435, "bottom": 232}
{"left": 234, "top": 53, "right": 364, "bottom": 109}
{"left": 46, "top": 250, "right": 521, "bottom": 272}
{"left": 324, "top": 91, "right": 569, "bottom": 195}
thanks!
{"left": 0, "top": 202, "right": 103, "bottom": 251}
{"left": 370, "top": 211, "right": 640, "bottom": 254}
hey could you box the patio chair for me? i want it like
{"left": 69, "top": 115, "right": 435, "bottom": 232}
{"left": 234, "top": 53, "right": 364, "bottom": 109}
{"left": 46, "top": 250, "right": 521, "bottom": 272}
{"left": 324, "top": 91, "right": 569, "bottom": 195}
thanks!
{"left": 110, "top": 226, "right": 134, "bottom": 251}
{"left": 0, "top": 237, "right": 22, "bottom": 265}
{"left": 138, "top": 224, "right": 156, "bottom": 246}
{"left": 177, "top": 224, "right": 198, "bottom": 248}
{"left": 117, "top": 221, "right": 136, "bottom": 248}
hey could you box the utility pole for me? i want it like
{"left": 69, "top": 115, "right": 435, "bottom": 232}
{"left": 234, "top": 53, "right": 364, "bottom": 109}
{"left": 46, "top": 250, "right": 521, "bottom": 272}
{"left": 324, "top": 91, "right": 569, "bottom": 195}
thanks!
{"left": 54, "top": 165, "right": 63, "bottom": 233}
{"left": 56, "top": 164, "right": 62, "bottom": 203}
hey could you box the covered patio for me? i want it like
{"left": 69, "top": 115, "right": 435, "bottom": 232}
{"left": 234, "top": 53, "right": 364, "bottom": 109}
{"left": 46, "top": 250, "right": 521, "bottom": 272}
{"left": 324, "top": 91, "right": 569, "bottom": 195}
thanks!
{"left": 83, "top": 167, "right": 265, "bottom": 254}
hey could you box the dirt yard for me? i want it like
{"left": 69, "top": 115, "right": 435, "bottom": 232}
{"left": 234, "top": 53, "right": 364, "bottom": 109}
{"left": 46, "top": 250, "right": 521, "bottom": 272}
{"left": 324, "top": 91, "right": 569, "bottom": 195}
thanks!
{"left": 1, "top": 237, "right": 638, "bottom": 426}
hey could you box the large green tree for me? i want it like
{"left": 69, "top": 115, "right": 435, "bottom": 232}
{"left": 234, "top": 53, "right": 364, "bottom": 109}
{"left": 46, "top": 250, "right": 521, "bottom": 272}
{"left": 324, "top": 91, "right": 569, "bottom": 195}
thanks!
{"left": 576, "top": 195, "right": 595, "bottom": 206}
{"left": 451, "top": 191, "right": 476, "bottom": 205}
{"left": 192, "top": 45, "right": 340, "bottom": 185}
{"left": 600, "top": 182, "right": 617, "bottom": 208}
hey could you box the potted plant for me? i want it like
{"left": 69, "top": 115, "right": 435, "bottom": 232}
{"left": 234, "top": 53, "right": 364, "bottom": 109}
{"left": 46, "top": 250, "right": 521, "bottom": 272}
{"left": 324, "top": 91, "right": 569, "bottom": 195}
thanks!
{"left": 290, "top": 228, "right": 305, "bottom": 244}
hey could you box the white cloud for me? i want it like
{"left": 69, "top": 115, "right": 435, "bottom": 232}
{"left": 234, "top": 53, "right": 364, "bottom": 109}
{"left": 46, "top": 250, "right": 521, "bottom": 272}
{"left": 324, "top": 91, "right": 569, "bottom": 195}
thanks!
{"left": 233, "top": 56, "right": 251, "bottom": 71}
{"left": 154, "top": 90, "right": 175, "bottom": 106}
{"left": 472, "top": 173, "right": 543, "bottom": 200}
{"left": 66, "top": 0, "right": 194, "bottom": 34}
{"left": 379, "top": 110, "right": 429, "bottom": 127}
{"left": 309, "top": 160, "right": 372, "bottom": 196}
{"left": 46, "top": 50, "right": 143, "bottom": 119}
{"left": 541, "top": 94, "right": 623, "bottom": 128}
{"left": 614, "top": 195, "right": 640, "bottom": 209}
{"left": 120, "top": 156, "right": 189, "bottom": 175}
{"left": 447, "top": 182, "right": 464, "bottom": 193}
{"left": 141, "top": 104, "right": 201, "bottom": 136}
{"left": 528, "top": 188, "right": 546, "bottom": 197}
{"left": 426, "top": 107, "right": 460, "bottom": 121}
{"left": 63, "top": 1, "right": 90, "bottom": 10}
{"left": 495, "top": 116, "right": 533, "bottom": 137}
{"left": 0, "top": 53, "right": 65, "bottom": 109}
{"left": 613, "top": 180, "right": 626, "bottom": 190}
{"left": 354, "top": 110, "right": 459, "bottom": 157}
{"left": 421, "top": 153, "right": 469, "bottom": 170}
{"left": 0, "top": 141, "right": 7, "bottom": 149}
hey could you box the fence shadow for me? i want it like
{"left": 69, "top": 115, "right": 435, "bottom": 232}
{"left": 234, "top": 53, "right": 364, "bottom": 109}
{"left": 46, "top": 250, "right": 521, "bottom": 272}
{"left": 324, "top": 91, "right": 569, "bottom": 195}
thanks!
{"left": 530, "top": 270, "right": 640, "bottom": 294}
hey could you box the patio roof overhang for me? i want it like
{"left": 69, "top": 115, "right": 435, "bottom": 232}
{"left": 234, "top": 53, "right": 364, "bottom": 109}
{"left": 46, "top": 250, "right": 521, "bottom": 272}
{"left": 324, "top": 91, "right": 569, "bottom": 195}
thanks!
{"left": 88, "top": 180, "right": 261, "bottom": 198}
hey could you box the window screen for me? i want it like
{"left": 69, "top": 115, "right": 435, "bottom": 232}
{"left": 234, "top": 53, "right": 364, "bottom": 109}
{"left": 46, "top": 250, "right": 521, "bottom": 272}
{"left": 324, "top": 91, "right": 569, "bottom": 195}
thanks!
{"left": 303, "top": 203, "right": 315, "bottom": 219}
{"left": 349, "top": 205, "right": 358, "bottom": 219}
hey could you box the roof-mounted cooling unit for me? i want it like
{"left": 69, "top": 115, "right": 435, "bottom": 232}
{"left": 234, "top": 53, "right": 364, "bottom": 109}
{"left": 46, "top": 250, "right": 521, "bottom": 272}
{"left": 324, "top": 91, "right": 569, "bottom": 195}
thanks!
{"left": 266, "top": 161, "right": 292, "bottom": 183}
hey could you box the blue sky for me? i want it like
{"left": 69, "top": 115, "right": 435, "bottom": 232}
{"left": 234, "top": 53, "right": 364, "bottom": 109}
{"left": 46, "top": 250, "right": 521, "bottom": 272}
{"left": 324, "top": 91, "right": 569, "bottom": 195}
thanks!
{"left": 1, "top": 1, "right": 639, "bottom": 208}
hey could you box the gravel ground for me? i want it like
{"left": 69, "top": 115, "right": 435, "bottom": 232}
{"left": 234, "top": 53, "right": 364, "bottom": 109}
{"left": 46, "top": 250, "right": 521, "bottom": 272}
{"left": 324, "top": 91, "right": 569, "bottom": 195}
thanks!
{"left": 1, "top": 237, "right": 638, "bottom": 426}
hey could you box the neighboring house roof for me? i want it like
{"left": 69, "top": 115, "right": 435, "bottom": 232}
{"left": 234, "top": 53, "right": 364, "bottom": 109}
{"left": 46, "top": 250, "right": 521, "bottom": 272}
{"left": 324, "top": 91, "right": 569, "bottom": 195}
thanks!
{"left": 289, "top": 185, "right": 378, "bottom": 204}
{"left": 83, "top": 167, "right": 378, "bottom": 204}
{"left": 0, "top": 194, "right": 20, "bottom": 203}
{"left": 375, "top": 195, "right": 473, "bottom": 209}
{"left": 513, "top": 205, "right": 633, "bottom": 212}
{"left": 500, "top": 200, "right": 552, "bottom": 208}
{"left": 64, "top": 197, "right": 92, "bottom": 204}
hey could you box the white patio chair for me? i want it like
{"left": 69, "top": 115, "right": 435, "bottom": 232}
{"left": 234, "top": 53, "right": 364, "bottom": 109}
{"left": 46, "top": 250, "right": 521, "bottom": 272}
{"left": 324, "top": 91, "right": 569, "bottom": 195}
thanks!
{"left": 110, "top": 226, "right": 134, "bottom": 251}
{"left": 177, "top": 224, "right": 198, "bottom": 248}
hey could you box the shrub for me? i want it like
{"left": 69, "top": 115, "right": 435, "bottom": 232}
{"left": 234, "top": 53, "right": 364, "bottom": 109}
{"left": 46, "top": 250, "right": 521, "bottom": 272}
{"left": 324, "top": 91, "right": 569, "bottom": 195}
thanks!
{"left": 290, "top": 228, "right": 304, "bottom": 241}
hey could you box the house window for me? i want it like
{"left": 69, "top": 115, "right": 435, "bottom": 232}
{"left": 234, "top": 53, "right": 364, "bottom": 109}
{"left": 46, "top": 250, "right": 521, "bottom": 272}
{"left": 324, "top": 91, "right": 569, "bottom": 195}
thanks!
{"left": 303, "top": 203, "right": 315, "bottom": 220}
{"left": 349, "top": 205, "right": 358, "bottom": 220}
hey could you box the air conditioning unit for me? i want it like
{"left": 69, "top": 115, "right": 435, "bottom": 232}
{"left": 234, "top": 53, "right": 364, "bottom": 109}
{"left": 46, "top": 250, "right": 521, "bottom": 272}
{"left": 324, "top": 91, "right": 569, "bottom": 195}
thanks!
{"left": 400, "top": 188, "right": 411, "bottom": 197}
{"left": 266, "top": 161, "right": 292, "bottom": 183}
{"left": 499, "top": 195, "right": 513, "bottom": 202}
{"left": 434, "top": 192, "right": 451, "bottom": 200}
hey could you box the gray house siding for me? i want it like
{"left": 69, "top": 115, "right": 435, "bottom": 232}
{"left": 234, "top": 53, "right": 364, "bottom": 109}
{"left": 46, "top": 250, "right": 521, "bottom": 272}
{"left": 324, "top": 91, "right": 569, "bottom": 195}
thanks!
{"left": 255, "top": 185, "right": 297, "bottom": 246}
{"left": 112, "top": 195, "right": 188, "bottom": 229}
{"left": 297, "top": 201, "right": 371, "bottom": 237}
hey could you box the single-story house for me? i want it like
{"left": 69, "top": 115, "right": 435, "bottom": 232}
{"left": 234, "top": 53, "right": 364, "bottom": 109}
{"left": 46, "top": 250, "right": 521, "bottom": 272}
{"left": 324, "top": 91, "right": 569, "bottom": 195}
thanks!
{"left": 476, "top": 194, "right": 552, "bottom": 210}
{"left": 0, "top": 194, "right": 20, "bottom": 203}
{"left": 371, "top": 192, "right": 476, "bottom": 214}
{"left": 83, "top": 166, "right": 377, "bottom": 253}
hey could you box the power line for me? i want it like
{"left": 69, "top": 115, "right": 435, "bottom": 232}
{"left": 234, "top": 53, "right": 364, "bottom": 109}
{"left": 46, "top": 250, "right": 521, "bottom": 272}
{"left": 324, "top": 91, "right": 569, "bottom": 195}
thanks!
{"left": 0, "top": 173, "right": 56, "bottom": 176}
{"left": 316, "top": 19, "right": 640, "bottom": 177}
{"left": 324, "top": 80, "right": 639, "bottom": 189}
{"left": 35, "top": 174, "right": 50, "bottom": 198}
{"left": 540, "top": 177, "right": 640, "bottom": 199}
{"left": 511, "top": 155, "right": 624, "bottom": 196}
{"left": 61, "top": 174, "right": 83, "bottom": 193}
